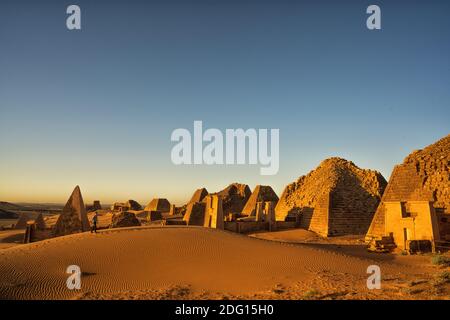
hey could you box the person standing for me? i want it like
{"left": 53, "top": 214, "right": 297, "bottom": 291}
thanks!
{"left": 91, "top": 212, "right": 98, "bottom": 233}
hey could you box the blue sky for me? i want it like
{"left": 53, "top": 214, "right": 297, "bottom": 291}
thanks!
{"left": 0, "top": 0, "right": 449, "bottom": 204}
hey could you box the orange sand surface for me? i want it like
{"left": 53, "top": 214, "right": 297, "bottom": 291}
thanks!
{"left": 0, "top": 226, "right": 443, "bottom": 300}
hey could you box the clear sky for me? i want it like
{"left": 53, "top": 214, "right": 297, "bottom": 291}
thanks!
{"left": 0, "top": 0, "right": 449, "bottom": 205}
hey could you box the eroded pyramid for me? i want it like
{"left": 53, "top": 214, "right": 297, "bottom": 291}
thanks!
{"left": 145, "top": 198, "right": 171, "bottom": 212}
{"left": 276, "top": 157, "right": 386, "bottom": 236}
{"left": 15, "top": 212, "right": 31, "bottom": 229}
{"left": 215, "top": 183, "right": 251, "bottom": 215}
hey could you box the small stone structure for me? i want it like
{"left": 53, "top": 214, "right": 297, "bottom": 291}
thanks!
{"left": 111, "top": 202, "right": 129, "bottom": 211}
{"left": 86, "top": 200, "right": 102, "bottom": 212}
{"left": 203, "top": 195, "right": 224, "bottom": 229}
{"left": 110, "top": 211, "right": 141, "bottom": 228}
{"left": 169, "top": 204, "right": 176, "bottom": 216}
{"left": 241, "top": 185, "right": 279, "bottom": 216}
{"left": 111, "top": 200, "right": 142, "bottom": 212}
{"left": 53, "top": 186, "right": 90, "bottom": 236}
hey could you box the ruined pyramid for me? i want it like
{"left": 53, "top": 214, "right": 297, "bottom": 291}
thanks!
{"left": 275, "top": 157, "right": 387, "bottom": 236}
{"left": 366, "top": 134, "right": 450, "bottom": 240}
{"left": 189, "top": 188, "right": 209, "bottom": 203}
{"left": 53, "top": 186, "right": 90, "bottom": 236}
{"left": 35, "top": 213, "right": 46, "bottom": 230}
{"left": 215, "top": 183, "right": 252, "bottom": 216}
{"left": 241, "top": 185, "right": 279, "bottom": 216}
{"left": 145, "top": 198, "right": 171, "bottom": 212}
{"left": 15, "top": 212, "right": 31, "bottom": 229}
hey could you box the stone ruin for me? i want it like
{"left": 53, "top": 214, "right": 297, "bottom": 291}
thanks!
{"left": 126, "top": 200, "right": 142, "bottom": 211}
{"left": 183, "top": 202, "right": 207, "bottom": 226}
{"left": 110, "top": 211, "right": 141, "bottom": 228}
{"left": 275, "top": 158, "right": 387, "bottom": 237}
{"left": 86, "top": 200, "right": 102, "bottom": 212}
{"left": 35, "top": 213, "right": 46, "bottom": 230}
{"left": 241, "top": 185, "right": 279, "bottom": 216}
{"left": 366, "top": 134, "right": 450, "bottom": 251}
{"left": 183, "top": 195, "right": 224, "bottom": 229}
{"left": 145, "top": 198, "right": 171, "bottom": 212}
{"left": 111, "top": 200, "right": 142, "bottom": 212}
{"left": 15, "top": 212, "right": 31, "bottom": 229}
{"left": 203, "top": 195, "right": 224, "bottom": 229}
{"left": 53, "top": 186, "right": 90, "bottom": 237}
{"left": 214, "top": 183, "right": 251, "bottom": 216}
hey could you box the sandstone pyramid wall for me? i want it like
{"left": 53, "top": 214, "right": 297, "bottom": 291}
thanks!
{"left": 276, "top": 157, "right": 386, "bottom": 236}
{"left": 299, "top": 193, "right": 330, "bottom": 236}
{"left": 366, "top": 135, "right": 450, "bottom": 240}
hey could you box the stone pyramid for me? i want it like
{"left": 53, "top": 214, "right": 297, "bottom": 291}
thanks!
{"left": 275, "top": 157, "right": 386, "bottom": 236}
{"left": 35, "top": 213, "right": 46, "bottom": 230}
{"left": 189, "top": 188, "right": 209, "bottom": 203}
{"left": 183, "top": 202, "right": 206, "bottom": 226}
{"left": 15, "top": 212, "right": 31, "bottom": 229}
{"left": 366, "top": 134, "right": 450, "bottom": 241}
{"left": 126, "top": 199, "right": 142, "bottom": 211}
{"left": 241, "top": 185, "right": 279, "bottom": 216}
{"left": 215, "top": 183, "right": 251, "bottom": 215}
{"left": 145, "top": 198, "right": 171, "bottom": 212}
{"left": 54, "top": 186, "right": 90, "bottom": 236}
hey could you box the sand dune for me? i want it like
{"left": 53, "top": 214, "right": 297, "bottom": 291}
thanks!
{"left": 0, "top": 226, "right": 435, "bottom": 300}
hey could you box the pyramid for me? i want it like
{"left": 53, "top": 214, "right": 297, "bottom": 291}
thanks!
{"left": 145, "top": 198, "right": 171, "bottom": 212}
{"left": 53, "top": 186, "right": 90, "bottom": 236}
{"left": 276, "top": 158, "right": 386, "bottom": 236}
{"left": 126, "top": 199, "right": 142, "bottom": 211}
{"left": 215, "top": 183, "right": 251, "bottom": 215}
{"left": 15, "top": 212, "right": 31, "bottom": 229}
{"left": 241, "top": 185, "right": 279, "bottom": 216}
{"left": 183, "top": 202, "right": 206, "bottom": 226}
{"left": 35, "top": 213, "right": 46, "bottom": 230}
{"left": 366, "top": 135, "right": 450, "bottom": 241}
{"left": 189, "top": 188, "right": 209, "bottom": 203}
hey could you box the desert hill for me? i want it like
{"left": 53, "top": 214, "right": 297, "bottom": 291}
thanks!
{"left": 0, "top": 226, "right": 432, "bottom": 300}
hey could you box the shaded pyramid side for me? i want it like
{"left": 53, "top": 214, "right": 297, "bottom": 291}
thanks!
{"left": 35, "top": 213, "right": 46, "bottom": 230}
{"left": 189, "top": 188, "right": 209, "bottom": 203}
{"left": 15, "top": 212, "right": 31, "bottom": 229}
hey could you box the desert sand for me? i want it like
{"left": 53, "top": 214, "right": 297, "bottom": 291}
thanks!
{"left": 0, "top": 226, "right": 447, "bottom": 300}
